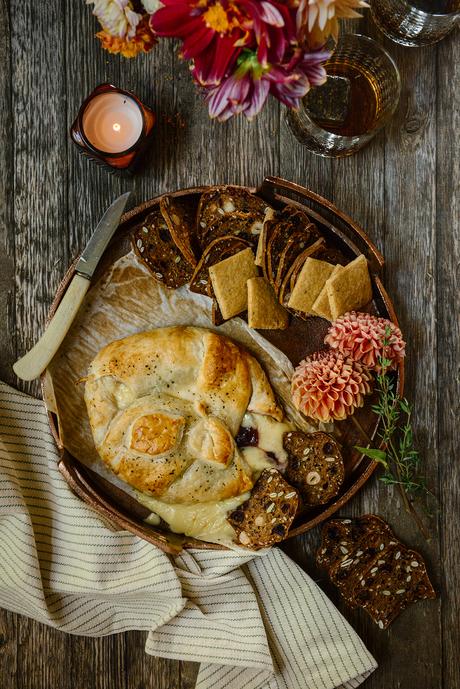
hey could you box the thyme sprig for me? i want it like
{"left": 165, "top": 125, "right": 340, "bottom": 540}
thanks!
{"left": 356, "top": 327, "right": 434, "bottom": 539}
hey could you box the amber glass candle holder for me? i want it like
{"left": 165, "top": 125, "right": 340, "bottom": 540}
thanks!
{"left": 70, "top": 84, "right": 156, "bottom": 173}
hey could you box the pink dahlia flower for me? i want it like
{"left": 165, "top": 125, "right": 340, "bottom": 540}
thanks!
{"left": 325, "top": 311, "right": 406, "bottom": 373}
{"left": 291, "top": 350, "right": 373, "bottom": 422}
{"left": 206, "top": 46, "right": 329, "bottom": 120}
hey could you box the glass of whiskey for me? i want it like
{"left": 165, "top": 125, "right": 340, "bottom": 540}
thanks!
{"left": 286, "top": 34, "right": 401, "bottom": 158}
{"left": 370, "top": 0, "right": 459, "bottom": 47}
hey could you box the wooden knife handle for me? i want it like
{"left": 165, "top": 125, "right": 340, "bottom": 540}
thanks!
{"left": 13, "top": 274, "right": 90, "bottom": 381}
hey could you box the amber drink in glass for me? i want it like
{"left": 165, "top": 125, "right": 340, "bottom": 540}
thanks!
{"left": 370, "top": 0, "right": 459, "bottom": 47}
{"left": 286, "top": 34, "right": 401, "bottom": 158}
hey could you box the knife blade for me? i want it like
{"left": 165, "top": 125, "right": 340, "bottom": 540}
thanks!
{"left": 75, "top": 191, "right": 131, "bottom": 279}
{"left": 13, "top": 191, "right": 131, "bottom": 381}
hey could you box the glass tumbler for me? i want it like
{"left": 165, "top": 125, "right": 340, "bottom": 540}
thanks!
{"left": 286, "top": 34, "right": 401, "bottom": 158}
{"left": 370, "top": 0, "right": 459, "bottom": 47}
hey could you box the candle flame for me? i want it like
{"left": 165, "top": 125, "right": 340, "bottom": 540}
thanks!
{"left": 113, "top": 123, "right": 121, "bottom": 132}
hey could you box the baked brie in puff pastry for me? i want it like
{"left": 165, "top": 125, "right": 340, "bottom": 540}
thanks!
{"left": 84, "top": 327, "right": 293, "bottom": 517}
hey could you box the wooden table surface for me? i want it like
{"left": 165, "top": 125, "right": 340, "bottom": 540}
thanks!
{"left": 0, "top": 2, "right": 458, "bottom": 688}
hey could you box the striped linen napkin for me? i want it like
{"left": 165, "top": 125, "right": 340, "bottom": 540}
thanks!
{"left": 0, "top": 381, "right": 377, "bottom": 689}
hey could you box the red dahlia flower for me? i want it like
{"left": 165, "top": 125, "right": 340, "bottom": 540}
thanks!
{"left": 151, "top": 0, "right": 291, "bottom": 86}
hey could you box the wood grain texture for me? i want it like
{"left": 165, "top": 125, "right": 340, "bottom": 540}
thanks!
{"left": 0, "top": 0, "right": 15, "bottom": 387}
{"left": 435, "top": 27, "right": 460, "bottom": 689}
{"left": 0, "top": 1, "right": 459, "bottom": 688}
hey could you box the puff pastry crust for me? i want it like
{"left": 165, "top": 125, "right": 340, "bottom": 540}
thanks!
{"left": 84, "top": 326, "right": 283, "bottom": 503}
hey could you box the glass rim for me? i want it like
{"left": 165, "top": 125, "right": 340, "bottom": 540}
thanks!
{"left": 405, "top": 0, "right": 460, "bottom": 17}
{"left": 335, "top": 34, "right": 401, "bottom": 86}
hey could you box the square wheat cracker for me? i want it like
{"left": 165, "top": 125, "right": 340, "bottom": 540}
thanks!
{"left": 287, "top": 257, "right": 335, "bottom": 314}
{"left": 209, "top": 247, "right": 258, "bottom": 320}
{"left": 247, "top": 277, "right": 289, "bottom": 329}
{"left": 311, "top": 265, "right": 343, "bottom": 320}
{"left": 326, "top": 254, "right": 372, "bottom": 320}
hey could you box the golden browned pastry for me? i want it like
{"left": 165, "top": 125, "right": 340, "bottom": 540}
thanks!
{"left": 84, "top": 326, "right": 286, "bottom": 505}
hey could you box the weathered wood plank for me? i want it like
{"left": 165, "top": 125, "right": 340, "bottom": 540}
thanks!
{"left": 10, "top": 0, "right": 69, "bottom": 399}
{"left": 16, "top": 622, "right": 70, "bottom": 689}
{"left": 0, "top": 1, "right": 456, "bottom": 687}
{"left": 8, "top": 0, "right": 71, "bottom": 685}
{"left": 61, "top": 3, "right": 131, "bottom": 687}
{"left": 435, "top": 28, "right": 460, "bottom": 689}
{"left": 124, "top": 630, "right": 185, "bottom": 689}
{"left": 286, "top": 17, "right": 443, "bottom": 689}
{"left": 356, "top": 35, "right": 442, "bottom": 689}
{"left": 0, "top": 5, "right": 20, "bottom": 685}
{"left": 69, "top": 635, "right": 126, "bottom": 689}
{"left": 0, "top": 0, "right": 15, "bottom": 389}
{"left": 0, "top": 610, "right": 17, "bottom": 689}
{"left": 64, "top": 0, "right": 124, "bottom": 259}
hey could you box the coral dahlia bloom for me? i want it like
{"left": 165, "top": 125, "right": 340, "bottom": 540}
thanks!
{"left": 325, "top": 311, "right": 406, "bottom": 373}
{"left": 291, "top": 350, "right": 373, "bottom": 422}
{"left": 151, "top": 0, "right": 292, "bottom": 86}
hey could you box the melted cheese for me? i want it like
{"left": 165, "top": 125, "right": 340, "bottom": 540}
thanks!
{"left": 137, "top": 492, "right": 250, "bottom": 545}
{"left": 135, "top": 412, "right": 293, "bottom": 544}
{"left": 241, "top": 446, "right": 275, "bottom": 473}
{"left": 242, "top": 412, "right": 294, "bottom": 465}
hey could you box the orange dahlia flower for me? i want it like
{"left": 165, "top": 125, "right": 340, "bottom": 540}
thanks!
{"left": 96, "top": 15, "right": 157, "bottom": 57}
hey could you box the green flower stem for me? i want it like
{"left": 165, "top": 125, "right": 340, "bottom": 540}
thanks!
{"left": 355, "top": 328, "right": 433, "bottom": 540}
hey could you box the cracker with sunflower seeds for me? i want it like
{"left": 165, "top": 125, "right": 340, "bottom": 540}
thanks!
{"left": 227, "top": 468, "right": 299, "bottom": 549}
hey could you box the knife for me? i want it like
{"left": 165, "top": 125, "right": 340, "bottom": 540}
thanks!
{"left": 13, "top": 192, "right": 131, "bottom": 381}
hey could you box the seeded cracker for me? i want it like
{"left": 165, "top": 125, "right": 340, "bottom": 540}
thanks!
{"left": 247, "top": 277, "right": 289, "bottom": 330}
{"left": 283, "top": 431, "right": 344, "bottom": 505}
{"left": 331, "top": 526, "right": 399, "bottom": 605}
{"left": 326, "top": 254, "right": 373, "bottom": 320}
{"left": 196, "top": 186, "right": 273, "bottom": 251}
{"left": 189, "top": 235, "right": 250, "bottom": 296}
{"left": 317, "top": 515, "right": 393, "bottom": 574}
{"left": 209, "top": 247, "right": 258, "bottom": 320}
{"left": 352, "top": 543, "right": 436, "bottom": 629}
{"left": 266, "top": 208, "right": 321, "bottom": 286}
{"left": 288, "top": 257, "right": 335, "bottom": 314}
{"left": 131, "top": 207, "right": 193, "bottom": 288}
{"left": 316, "top": 515, "right": 436, "bottom": 627}
{"left": 311, "top": 265, "right": 343, "bottom": 320}
{"left": 160, "top": 194, "right": 200, "bottom": 267}
{"left": 227, "top": 468, "right": 299, "bottom": 549}
{"left": 275, "top": 226, "right": 322, "bottom": 292}
{"left": 255, "top": 227, "right": 266, "bottom": 267}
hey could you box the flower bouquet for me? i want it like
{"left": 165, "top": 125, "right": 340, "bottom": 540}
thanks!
{"left": 86, "top": 0, "right": 368, "bottom": 120}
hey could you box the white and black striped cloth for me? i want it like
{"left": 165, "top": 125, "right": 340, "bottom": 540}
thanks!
{"left": 0, "top": 382, "right": 377, "bottom": 689}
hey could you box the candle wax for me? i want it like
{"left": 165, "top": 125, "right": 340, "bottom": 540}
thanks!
{"left": 82, "top": 92, "right": 143, "bottom": 154}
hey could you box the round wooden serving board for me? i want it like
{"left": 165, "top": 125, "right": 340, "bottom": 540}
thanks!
{"left": 45, "top": 176, "right": 404, "bottom": 554}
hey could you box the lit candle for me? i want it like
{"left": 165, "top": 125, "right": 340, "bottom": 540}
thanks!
{"left": 70, "top": 84, "right": 156, "bottom": 172}
{"left": 82, "top": 92, "right": 144, "bottom": 154}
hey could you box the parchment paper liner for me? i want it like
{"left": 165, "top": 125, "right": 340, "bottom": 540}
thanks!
{"left": 46, "top": 251, "right": 316, "bottom": 529}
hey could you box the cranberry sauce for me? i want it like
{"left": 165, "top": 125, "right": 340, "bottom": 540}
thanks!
{"left": 235, "top": 426, "right": 259, "bottom": 447}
